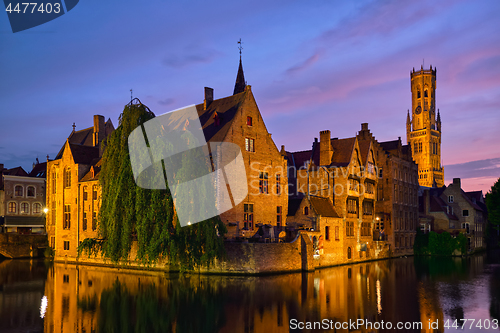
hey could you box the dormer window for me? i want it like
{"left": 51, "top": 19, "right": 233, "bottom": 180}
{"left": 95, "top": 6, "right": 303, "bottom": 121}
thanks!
{"left": 247, "top": 116, "right": 252, "bottom": 126}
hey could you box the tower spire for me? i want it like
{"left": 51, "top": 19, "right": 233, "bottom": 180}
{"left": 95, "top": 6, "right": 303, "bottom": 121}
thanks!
{"left": 233, "top": 39, "right": 246, "bottom": 95}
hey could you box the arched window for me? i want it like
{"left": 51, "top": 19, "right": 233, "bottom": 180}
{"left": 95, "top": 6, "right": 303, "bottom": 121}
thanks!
{"left": 347, "top": 247, "right": 352, "bottom": 259}
{"left": 304, "top": 206, "right": 309, "bottom": 216}
{"left": 20, "top": 202, "right": 29, "bottom": 214}
{"left": 417, "top": 90, "right": 421, "bottom": 98}
{"left": 424, "top": 89, "right": 428, "bottom": 98}
{"left": 8, "top": 202, "right": 16, "bottom": 213}
{"left": 64, "top": 168, "right": 71, "bottom": 188}
{"left": 33, "top": 203, "right": 42, "bottom": 214}
{"left": 15, "top": 185, "right": 23, "bottom": 197}
{"left": 27, "top": 186, "right": 35, "bottom": 197}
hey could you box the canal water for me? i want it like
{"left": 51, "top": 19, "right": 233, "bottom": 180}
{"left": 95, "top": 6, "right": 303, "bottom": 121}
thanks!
{"left": 0, "top": 250, "right": 499, "bottom": 332}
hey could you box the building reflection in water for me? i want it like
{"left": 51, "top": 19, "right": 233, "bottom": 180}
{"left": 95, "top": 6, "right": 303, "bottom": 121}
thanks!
{"left": 0, "top": 251, "right": 489, "bottom": 332}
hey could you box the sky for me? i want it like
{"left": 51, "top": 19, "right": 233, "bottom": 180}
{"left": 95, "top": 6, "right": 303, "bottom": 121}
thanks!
{"left": 1, "top": 0, "right": 499, "bottom": 194}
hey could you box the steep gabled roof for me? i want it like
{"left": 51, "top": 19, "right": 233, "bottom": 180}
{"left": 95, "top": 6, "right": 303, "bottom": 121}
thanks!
{"left": 379, "top": 139, "right": 400, "bottom": 154}
{"left": 196, "top": 90, "right": 247, "bottom": 143}
{"left": 28, "top": 162, "right": 47, "bottom": 178}
{"left": 357, "top": 139, "right": 373, "bottom": 166}
{"left": 80, "top": 158, "right": 102, "bottom": 182}
{"left": 55, "top": 127, "right": 94, "bottom": 159}
{"left": 68, "top": 143, "right": 100, "bottom": 165}
{"left": 310, "top": 196, "right": 339, "bottom": 218}
{"left": 330, "top": 137, "right": 356, "bottom": 167}
{"left": 286, "top": 149, "right": 313, "bottom": 169}
{"left": 4, "top": 166, "right": 28, "bottom": 176}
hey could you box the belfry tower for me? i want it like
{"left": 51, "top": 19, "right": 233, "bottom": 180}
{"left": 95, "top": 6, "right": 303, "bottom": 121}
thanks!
{"left": 406, "top": 65, "right": 444, "bottom": 187}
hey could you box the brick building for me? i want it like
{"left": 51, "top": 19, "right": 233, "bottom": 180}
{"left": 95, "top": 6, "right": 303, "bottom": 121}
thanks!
{"left": 0, "top": 163, "right": 46, "bottom": 234}
{"left": 419, "top": 178, "right": 486, "bottom": 252}
{"left": 46, "top": 116, "right": 114, "bottom": 259}
{"left": 287, "top": 128, "right": 379, "bottom": 262}
{"left": 373, "top": 137, "right": 419, "bottom": 256}
{"left": 195, "top": 58, "right": 288, "bottom": 239}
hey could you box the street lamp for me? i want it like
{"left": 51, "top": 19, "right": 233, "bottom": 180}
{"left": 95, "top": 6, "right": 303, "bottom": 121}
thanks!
{"left": 43, "top": 207, "right": 49, "bottom": 214}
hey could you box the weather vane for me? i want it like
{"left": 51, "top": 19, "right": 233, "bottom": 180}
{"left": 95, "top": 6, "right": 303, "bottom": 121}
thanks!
{"left": 238, "top": 38, "right": 243, "bottom": 57}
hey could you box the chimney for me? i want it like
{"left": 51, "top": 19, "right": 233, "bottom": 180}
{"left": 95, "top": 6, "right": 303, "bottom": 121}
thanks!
{"left": 204, "top": 87, "right": 214, "bottom": 110}
{"left": 453, "top": 178, "right": 461, "bottom": 188}
{"left": 93, "top": 115, "right": 105, "bottom": 148}
{"left": 361, "top": 123, "right": 368, "bottom": 131}
{"left": 319, "top": 130, "right": 333, "bottom": 166}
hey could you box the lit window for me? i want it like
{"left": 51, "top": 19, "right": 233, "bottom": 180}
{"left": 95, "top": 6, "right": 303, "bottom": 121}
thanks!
{"left": 15, "top": 185, "right": 23, "bottom": 197}
{"left": 64, "top": 205, "right": 71, "bottom": 229}
{"left": 21, "top": 202, "right": 29, "bottom": 214}
{"left": 33, "top": 203, "right": 42, "bottom": 214}
{"left": 245, "top": 138, "right": 255, "bottom": 152}
{"left": 8, "top": 202, "right": 16, "bottom": 213}
{"left": 259, "top": 172, "right": 268, "bottom": 194}
{"left": 244, "top": 204, "right": 253, "bottom": 229}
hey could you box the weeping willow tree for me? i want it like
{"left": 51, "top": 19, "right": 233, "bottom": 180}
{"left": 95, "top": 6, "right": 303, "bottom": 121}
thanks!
{"left": 78, "top": 99, "right": 226, "bottom": 269}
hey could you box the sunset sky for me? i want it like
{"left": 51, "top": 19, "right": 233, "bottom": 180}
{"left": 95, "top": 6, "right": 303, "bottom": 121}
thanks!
{"left": 1, "top": 0, "right": 499, "bottom": 193}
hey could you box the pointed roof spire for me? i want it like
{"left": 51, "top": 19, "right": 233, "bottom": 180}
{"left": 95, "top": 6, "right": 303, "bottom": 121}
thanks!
{"left": 407, "top": 109, "right": 411, "bottom": 124}
{"left": 437, "top": 109, "right": 441, "bottom": 122}
{"left": 233, "top": 39, "right": 246, "bottom": 95}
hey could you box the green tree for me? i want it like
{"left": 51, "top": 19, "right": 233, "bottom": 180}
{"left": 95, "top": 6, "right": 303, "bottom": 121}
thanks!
{"left": 486, "top": 177, "right": 500, "bottom": 237}
{"left": 78, "top": 100, "right": 226, "bottom": 269}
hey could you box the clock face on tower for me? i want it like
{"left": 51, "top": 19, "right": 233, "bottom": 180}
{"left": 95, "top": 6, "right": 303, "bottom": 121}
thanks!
{"left": 415, "top": 106, "right": 422, "bottom": 115}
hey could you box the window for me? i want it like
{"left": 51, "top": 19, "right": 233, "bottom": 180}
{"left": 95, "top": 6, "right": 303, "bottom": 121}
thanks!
{"left": 367, "top": 162, "right": 375, "bottom": 175}
{"left": 325, "top": 226, "right": 330, "bottom": 241}
{"left": 8, "top": 202, "right": 16, "bottom": 213}
{"left": 52, "top": 172, "right": 56, "bottom": 194}
{"left": 276, "top": 174, "right": 281, "bottom": 195}
{"left": 50, "top": 236, "right": 55, "bottom": 249}
{"left": 245, "top": 138, "right": 255, "bottom": 152}
{"left": 462, "top": 222, "right": 470, "bottom": 234}
{"left": 349, "top": 178, "right": 359, "bottom": 192}
{"left": 378, "top": 168, "right": 383, "bottom": 178}
{"left": 259, "top": 172, "right": 268, "bottom": 194}
{"left": 304, "top": 206, "right": 309, "bottom": 216}
{"left": 92, "top": 212, "right": 97, "bottom": 231}
{"left": 51, "top": 201, "right": 56, "bottom": 225}
{"left": 64, "top": 168, "right": 71, "bottom": 188}
{"left": 277, "top": 206, "right": 282, "bottom": 227}
{"left": 83, "top": 212, "right": 87, "bottom": 231}
{"left": 83, "top": 187, "right": 88, "bottom": 201}
{"left": 361, "top": 222, "right": 371, "bottom": 236}
{"left": 417, "top": 90, "right": 421, "bottom": 99}
{"left": 462, "top": 210, "right": 469, "bottom": 217}
{"left": 365, "top": 181, "right": 374, "bottom": 194}
{"left": 347, "top": 199, "right": 358, "bottom": 216}
{"left": 20, "top": 202, "right": 29, "bottom": 214}
{"left": 33, "top": 203, "right": 42, "bottom": 214}
{"left": 64, "top": 205, "right": 71, "bottom": 229}
{"left": 347, "top": 247, "right": 352, "bottom": 259}
{"left": 27, "top": 186, "right": 35, "bottom": 197}
{"left": 63, "top": 241, "right": 70, "bottom": 251}
{"left": 424, "top": 89, "right": 428, "bottom": 98}
{"left": 363, "top": 201, "right": 373, "bottom": 216}
{"left": 346, "top": 221, "right": 354, "bottom": 237}
{"left": 335, "top": 226, "right": 339, "bottom": 241}
{"left": 244, "top": 204, "right": 253, "bottom": 229}
{"left": 247, "top": 116, "right": 252, "bottom": 126}
{"left": 93, "top": 187, "right": 98, "bottom": 201}
{"left": 15, "top": 185, "right": 23, "bottom": 197}
{"left": 448, "top": 195, "right": 454, "bottom": 203}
